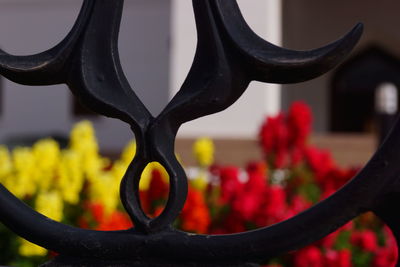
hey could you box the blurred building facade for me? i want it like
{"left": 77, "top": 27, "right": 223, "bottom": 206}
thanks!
{"left": 282, "top": 0, "right": 400, "bottom": 133}
{"left": 0, "top": 0, "right": 399, "bottom": 151}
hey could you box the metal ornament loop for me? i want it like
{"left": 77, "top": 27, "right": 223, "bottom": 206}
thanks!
{"left": 0, "top": 0, "right": 383, "bottom": 266}
{"left": 121, "top": 138, "right": 188, "bottom": 233}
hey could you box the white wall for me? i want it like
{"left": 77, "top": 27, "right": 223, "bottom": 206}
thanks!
{"left": 0, "top": 0, "right": 284, "bottom": 150}
{"left": 170, "top": 0, "right": 282, "bottom": 138}
{"left": 0, "top": 0, "right": 171, "bottom": 151}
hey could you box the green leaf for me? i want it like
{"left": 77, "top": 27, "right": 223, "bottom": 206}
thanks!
{"left": 298, "top": 183, "right": 321, "bottom": 203}
{"left": 334, "top": 230, "right": 351, "bottom": 250}
{"left": 352, "top": 250, "right": 372, "bottom": 267}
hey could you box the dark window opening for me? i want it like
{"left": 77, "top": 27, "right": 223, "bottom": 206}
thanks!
{"left": 330, "top": 45, "right": 400, "bottom": 133}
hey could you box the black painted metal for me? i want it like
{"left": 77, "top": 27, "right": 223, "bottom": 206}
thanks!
{"left": 1, "top": 0, "right": 393, "bottom": 266}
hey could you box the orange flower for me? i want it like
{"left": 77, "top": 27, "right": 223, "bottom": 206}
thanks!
{"left": 96, "top": 211, "right": 133, "bottom": 231}
{"left": 85, "top": 201, "right": 104, "bottom": 223}
{"left": 180, "top": 188, "right": 210, "bottom": 234}
{"left": 80, "top": 201, "right": 133, "bottom": 231}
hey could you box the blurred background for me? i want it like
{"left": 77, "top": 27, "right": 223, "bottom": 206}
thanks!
{"left": 0, "top": 0, "right": 399, "bottom": 166}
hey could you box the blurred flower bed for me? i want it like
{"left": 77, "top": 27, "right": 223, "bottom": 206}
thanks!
{"left": 0, "top": 102, "right": 397, "bottom": 266}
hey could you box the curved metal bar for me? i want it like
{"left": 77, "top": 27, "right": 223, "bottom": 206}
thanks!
{"left": 159, "top": 0, "right": 250, "bottom": 126}
{"left": 67, "top": 0, "right": 152, "bottom": 128}
{"left": 0, "top": 0, "right": 93, "bottom": 85}
{"left": 120, "top": 148, "right": 151, "bottom": 231}
{"left": 0, "top": 0, "right": 152, "bottom": 130}
{"left": 0, "top": 0, "right": 153, "bottom": 129}
{"left": 149, "top": 154, "right": 188, "bottom": 231}
{"left": 147, "top": 121, "right": 189, "bottom": 232}
{"left": 121, "top": 122, "right": 188, "bottom": 233}
{"left": 213, "top": 0, "right": 363, "bottom": 84}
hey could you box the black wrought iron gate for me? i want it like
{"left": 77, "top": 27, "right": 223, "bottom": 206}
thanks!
{"left": 1, "top": 0, "right": 398, "bottom": 266}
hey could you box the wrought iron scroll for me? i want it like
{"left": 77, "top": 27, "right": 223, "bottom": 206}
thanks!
{"left": 3, "top": 0, "right": 398, "bottom": 266}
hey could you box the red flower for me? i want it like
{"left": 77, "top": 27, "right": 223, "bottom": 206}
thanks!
{"left": 350, "top": 230, "right": 378, "bottom": 252}
{"left": 246, "top": 161, "right": 268, "bottom": 178}
{"left": 148, "top": 169, "right": 169, "bottom": 201}
{"left": 340, "top": 221, "right": 354, "bottom": 231}
{"left": 319, "top": 230, "right": 340, "bottom": 249}
{"left": 287, "top": 101, "right": 312, "bottom": 148}
{"left": 373, "top": 247, "right": 397, "bottom": 267}
{"left": 245, "top": 169, "right": 268, "bottom": 195}
{"left": 289, "top": 195, "right": 311, "bottom": 216}
{"left": 152, "top": 206, "right": 164, "bottom": 218}
{"left": 304, "top": 146, "right": 334, "bottom": 182}
{"left": 139, "top": 190, "right": 151, "bottom": 214}
{"left": 275, "top": 149, "right": 288, "bottom": 169}
{"left": 222, "top": 166, "right": 269, "bottom": 224}
{"left": 293, "top": 246, "right": 323, "bottom": 267}
{"left": 373, "top": 226, "right": 398, "bottom": 266}
{"left": 219, "top": 166, "right": 243, "bottom": 203}
{"left": 384, "top": 225, "right": 397, "bottom": 248}
{"left": 290, "top": 146, "right": 305, "bottom": 166}
{"left": 78, "top": 201, "right": 104, "bottom": 229}
{"left": 255, "top": 185, "right": 287, "bottom": 226}
{"left": 81, "top": 201, "right": 133, "bottom": 231}
{"left": 78, "top": 216, "right": 89, "bottom": 229}
{"left": 320, "top": 186, "right": 337, "bottom": 200}
{"left": 232, "top": 192, "right": 260, "bottom": 221}
{"left": 259, "top": 113, "right": 289, "bottom": 168}
{"left": 223, "top": 213, "right": 246, "bottom": 233}
{"left": 323, "top": 168, "right": 358, "bottom": 192}
{"left": 265, "top": 186, "right": 287, "bottom": 218}
{"left": 324, "top": 249, "right": 352, "bottom": 267}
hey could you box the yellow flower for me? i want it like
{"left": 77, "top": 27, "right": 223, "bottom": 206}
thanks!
{"left": 0, "top": 146, "right": 12, "bottom": 182}
{"left": 69, "top": 121, "right": 112, "bottom": 184}
{"left": 33, "top": 139, "right": 60, "bottom": 172}
{"left": 19, "top": 239, "right": 47, "bottom": 257}
{"left": 117, "top": 141, "right": 170, "bottom": 191}
{"left": 57, "top": 150, "right": 84, "bottom": 204}
{"left": 35, "top": 191, "right": 63, "bottom": 222}
{"left": 6, "top": 147, "right": 36, "bottom": 198}
{"left": 83, "top": 153, "right": 105, "bottom": 182}
{"left": 190, "top": 170, "right": 208, "bottom": 191}
{"left": 88, "top": 172, "right": 120, "bottom": 214}
{"left": 139, "top": 163, "right": 153, "bottom": 191}
{"left": 70, "top": 120, "right": 99, "bottom": 155}
{"left": 193, "top": 137, "right": 214, "bottom": 167}
{"left": 121, "top": 140, "right": 136, "bottom": 165}
{"left": 33, "top": 139, "right": 60, "bottom": 192}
